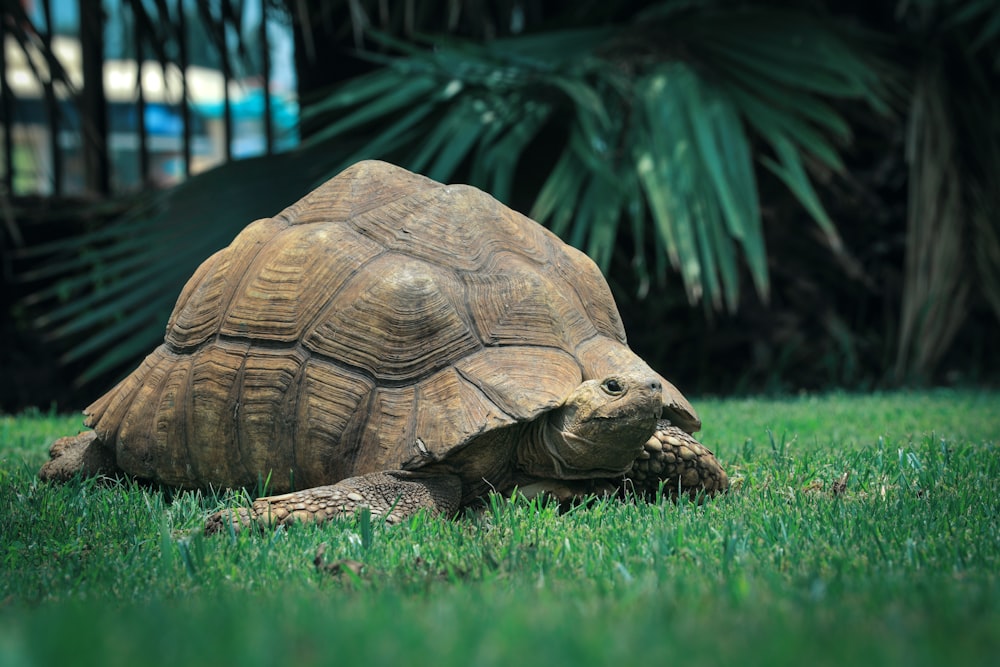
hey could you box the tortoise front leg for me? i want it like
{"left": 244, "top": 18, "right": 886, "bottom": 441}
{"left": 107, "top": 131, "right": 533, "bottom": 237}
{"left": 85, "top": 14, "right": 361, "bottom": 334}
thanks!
{"left": 625, "top": 421, "right": 729, "bottom": 501}
{"left": 205, "top": 471, "right": 463, "bottom": 533}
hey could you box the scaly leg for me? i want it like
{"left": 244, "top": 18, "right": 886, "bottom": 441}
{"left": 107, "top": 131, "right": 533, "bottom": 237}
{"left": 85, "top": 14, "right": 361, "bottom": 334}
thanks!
{"left": 624, "top": 421, "right": 729, "bottom": 501}
{"left": 205, "top": 470, "right": 463, "bottom": 533}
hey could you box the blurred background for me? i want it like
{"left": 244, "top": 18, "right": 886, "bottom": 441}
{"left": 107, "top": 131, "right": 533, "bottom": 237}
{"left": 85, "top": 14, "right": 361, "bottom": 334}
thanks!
{"left": 2, "top": 0, "right": 998, "bottom": 413}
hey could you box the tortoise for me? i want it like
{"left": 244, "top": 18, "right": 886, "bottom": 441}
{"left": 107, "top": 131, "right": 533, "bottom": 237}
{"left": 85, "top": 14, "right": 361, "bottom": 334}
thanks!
{"left": 39, "top": 160, "right": 728, "bottom": 529}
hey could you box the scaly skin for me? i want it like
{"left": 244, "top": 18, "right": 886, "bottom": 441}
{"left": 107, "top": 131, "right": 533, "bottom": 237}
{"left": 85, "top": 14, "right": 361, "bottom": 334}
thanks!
{"left": 204, "top": 471, "right": 463, "bottom": 533}
{"left": 621, "top": 420, "right": 729, "bottom": 501}
{"left": 516, "top": 421, "right": 729, "bottom": 506}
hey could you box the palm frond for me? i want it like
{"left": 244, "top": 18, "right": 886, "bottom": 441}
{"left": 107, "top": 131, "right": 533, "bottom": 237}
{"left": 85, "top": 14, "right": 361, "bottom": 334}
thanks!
{"left": 23, "top": 5, "right": 889, "bottom": 385}
{"left": 939, "top": 0, "right": 1000, "bottom": 53}
{"left": 895, "top": 61, "right": 970, "bottom": 381}
{"left": 20, "top": 148, "right": 339, "bottom": 383}
{"left": 299, "top": 9, "right": 885, "bottom": 308}
{"left": 890, "top": 0, "right": 1000, "bottom": 380}
{"left": 634, "top": 65, "right": 749, "bottom": 308}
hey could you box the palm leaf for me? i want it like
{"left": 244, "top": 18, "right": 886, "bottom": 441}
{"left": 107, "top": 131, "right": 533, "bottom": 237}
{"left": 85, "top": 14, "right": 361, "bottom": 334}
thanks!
{"left": 891, "top": 1, "right": 1000, "bottom": 380}
{"left": 23, "top": 5, "right": 889, "bottom": 385}
{"left": 296, "top": 8, "right": 884, "bottom": 307}
{"left": 633, "top": 63, "right": 765, "bottom": 309}
{"left": 940, "top": 0, "right": 1000, "bottom": 52}
{"left": 22, "top": 148, "right": 338, "bottom": 384}
{"left": 531, "top": 143, "right": 588, "bottom": 239}
{"left": 469, "top": 100, "right": 553, "bottom": 202}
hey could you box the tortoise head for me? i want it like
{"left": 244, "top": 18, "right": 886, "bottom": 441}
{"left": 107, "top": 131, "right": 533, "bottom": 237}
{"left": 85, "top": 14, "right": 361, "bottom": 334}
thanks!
{"left": 659, "top": 377, "right": 701, "bottom": 433}
{"left": 518, "top": 371, "right": 663, "bottom": 479}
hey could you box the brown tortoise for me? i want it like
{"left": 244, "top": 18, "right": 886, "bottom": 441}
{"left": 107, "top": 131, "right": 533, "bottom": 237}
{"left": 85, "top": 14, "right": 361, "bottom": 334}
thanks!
{"left": 39, "top": 160, "right": 727, "bottom": 529}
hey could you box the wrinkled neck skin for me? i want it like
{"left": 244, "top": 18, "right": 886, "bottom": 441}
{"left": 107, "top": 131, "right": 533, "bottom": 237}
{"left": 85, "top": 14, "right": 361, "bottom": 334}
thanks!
{"left": 516, "top": 376, "right": 662, "bottom": 482}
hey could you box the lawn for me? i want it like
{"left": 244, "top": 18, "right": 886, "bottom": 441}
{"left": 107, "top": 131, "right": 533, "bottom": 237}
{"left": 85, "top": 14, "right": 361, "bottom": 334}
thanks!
{"left": 1, "top": 390, "right": 997, "bottom": 667}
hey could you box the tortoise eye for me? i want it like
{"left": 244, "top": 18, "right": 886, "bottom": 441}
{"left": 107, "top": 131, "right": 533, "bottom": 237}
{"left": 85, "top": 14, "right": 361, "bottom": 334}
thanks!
{"left": 601, "top": 378, "right": 625, "bottom": 396}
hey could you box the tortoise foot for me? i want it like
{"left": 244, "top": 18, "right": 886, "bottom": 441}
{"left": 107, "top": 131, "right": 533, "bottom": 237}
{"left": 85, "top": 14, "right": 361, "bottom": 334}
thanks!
{"left": 38, "top": 430, "right": 121, "bottom": 483}
{"left": 204, "top": 507, "right": 258, "bottom": 535}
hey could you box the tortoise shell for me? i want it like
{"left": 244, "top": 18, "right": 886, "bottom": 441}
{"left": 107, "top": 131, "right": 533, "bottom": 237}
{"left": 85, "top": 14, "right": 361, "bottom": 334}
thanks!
{"left": 85, "top": 160, "right": 694, "bottom": 492}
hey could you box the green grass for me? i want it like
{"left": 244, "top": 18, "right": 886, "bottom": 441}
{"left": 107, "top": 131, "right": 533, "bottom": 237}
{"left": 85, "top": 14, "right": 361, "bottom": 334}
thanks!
{"left": 1, "top": 391, "right": 998, "bottom": 667}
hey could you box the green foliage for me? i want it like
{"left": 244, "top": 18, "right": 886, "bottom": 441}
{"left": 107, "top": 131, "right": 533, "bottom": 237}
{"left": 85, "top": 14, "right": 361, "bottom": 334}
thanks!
{"left": 19, "top": 3, "right": 889, "bottom": 385}
{"left": 13, "top": 0, "right": 1000, "bottom": 391}
{"left": 1, "top": 392, "right": 998, "bottom": 666}
{"left": 18, "top": 150, "right": 338, "bottom": 383}
{"left": 303, "top": 10, "right": 885, "bottom": 309}
{"left": 892, "top": 0, "right": 1000, "bottom": 381}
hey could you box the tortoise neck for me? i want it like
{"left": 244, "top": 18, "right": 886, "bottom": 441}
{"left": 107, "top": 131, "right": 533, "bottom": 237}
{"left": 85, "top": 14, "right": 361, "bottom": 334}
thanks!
{"left": 515, "top": 414, "right": 574, "bottom": 479}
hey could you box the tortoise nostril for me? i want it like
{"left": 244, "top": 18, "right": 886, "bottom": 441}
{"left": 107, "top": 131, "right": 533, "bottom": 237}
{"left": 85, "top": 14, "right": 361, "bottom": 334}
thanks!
{"left": 650, "top": 379, "right": 662, "bottom": 392}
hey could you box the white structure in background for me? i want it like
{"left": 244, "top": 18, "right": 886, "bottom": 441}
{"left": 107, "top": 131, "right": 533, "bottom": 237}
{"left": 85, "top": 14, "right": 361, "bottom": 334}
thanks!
{"left": 4, "top": 31, "right": 297, "bottom": 194}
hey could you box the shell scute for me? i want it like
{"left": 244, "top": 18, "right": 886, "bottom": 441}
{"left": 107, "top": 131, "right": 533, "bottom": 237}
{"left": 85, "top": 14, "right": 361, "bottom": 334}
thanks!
{"left": 303, "top": 253, "right": 480, "bottom": 382}
{"left": 166, "top": 217, "right": 287, "bottom": 348}
{"left": 220, "top": 223, "right": 383, "bottom": 342}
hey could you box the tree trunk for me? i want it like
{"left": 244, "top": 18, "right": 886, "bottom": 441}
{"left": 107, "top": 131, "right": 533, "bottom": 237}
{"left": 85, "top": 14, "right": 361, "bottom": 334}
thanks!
{"left": 79, "top": 0, "right": 110, "bottom": 195}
